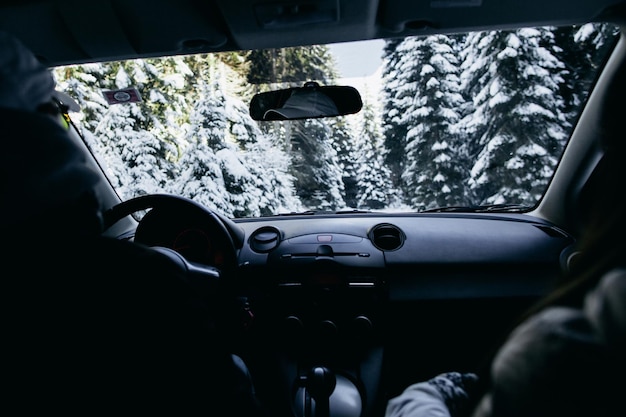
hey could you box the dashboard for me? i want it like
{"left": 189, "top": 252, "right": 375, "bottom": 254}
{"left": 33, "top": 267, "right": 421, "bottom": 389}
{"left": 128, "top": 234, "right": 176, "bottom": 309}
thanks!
{"left": 130, "top": 196, "right": 574, "bottom": 302}
{"left": 135, "top": 206, "right": 232, "bottom": 268}
{"left": 114, "top": 195, "right": 576, "bottom": 417}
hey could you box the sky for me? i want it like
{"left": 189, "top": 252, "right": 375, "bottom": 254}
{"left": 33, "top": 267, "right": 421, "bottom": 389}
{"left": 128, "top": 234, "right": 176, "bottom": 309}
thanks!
{"left": 328, "top": 39, "right": 385, "bottom": 98}
{"left": 328, "top": 39, "right": 385, "bottom": 78}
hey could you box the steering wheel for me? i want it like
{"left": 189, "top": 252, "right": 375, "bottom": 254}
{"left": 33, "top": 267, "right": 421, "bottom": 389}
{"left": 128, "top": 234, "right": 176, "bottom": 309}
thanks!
{"left": 103, "top": 194, "right": 253, "bottom": 355}
{"left": 102, "top": 194, "right": 242, "bottom": 294}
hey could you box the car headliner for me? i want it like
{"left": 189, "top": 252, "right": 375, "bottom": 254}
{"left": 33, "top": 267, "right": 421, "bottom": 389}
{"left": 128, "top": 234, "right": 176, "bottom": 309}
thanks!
{"left": 0, "top": 0, "right": 624, "bottom": 67}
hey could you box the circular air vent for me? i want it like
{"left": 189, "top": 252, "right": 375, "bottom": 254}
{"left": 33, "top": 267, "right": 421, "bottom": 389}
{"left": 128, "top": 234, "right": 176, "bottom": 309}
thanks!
{"left": 249, "top": 226, "right": 282, "bottom": 253}
{"left": 369, "top": 223, "right": 405, "bottom": 251}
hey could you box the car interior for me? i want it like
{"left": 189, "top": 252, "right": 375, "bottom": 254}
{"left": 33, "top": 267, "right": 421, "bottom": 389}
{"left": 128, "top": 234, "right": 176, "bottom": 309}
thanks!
{"left": 1, "top": 1, "right": 625, "bottom": 416}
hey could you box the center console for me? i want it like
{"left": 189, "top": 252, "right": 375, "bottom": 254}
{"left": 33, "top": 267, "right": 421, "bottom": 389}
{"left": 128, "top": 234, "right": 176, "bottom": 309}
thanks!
{"left": 236, "top": 237, "right": 387, "bottom": 417}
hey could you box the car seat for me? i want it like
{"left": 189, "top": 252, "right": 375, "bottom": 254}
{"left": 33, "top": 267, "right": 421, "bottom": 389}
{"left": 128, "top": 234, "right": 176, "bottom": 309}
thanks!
{"left": 1, "top": 106, "right": 264, "bottom": 416}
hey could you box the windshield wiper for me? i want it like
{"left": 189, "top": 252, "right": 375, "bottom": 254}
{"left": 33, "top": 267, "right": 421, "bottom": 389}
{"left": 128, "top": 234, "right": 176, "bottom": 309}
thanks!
{"left": 272, "top": 209, "right": 372, "bottom": 216}
{"left": 420, "top": 204, "right": 531, "bottom": 213}
{"left": 272, "top": 210, "right": 318, "bottom": 216}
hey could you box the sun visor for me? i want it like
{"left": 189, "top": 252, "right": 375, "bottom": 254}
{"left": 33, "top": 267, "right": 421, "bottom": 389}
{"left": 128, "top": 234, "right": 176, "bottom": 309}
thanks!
{"left": 215, "top": 0, "right": 377, "bottom": 50}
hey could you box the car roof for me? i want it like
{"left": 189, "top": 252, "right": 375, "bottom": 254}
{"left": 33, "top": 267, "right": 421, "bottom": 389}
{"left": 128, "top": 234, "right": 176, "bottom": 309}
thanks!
{"left": 1, "top": 0, "right": 625, "bottom": 67}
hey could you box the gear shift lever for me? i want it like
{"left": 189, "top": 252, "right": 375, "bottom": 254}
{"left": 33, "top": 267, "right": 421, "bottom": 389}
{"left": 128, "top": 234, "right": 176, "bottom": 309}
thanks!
{"left": 306, "top": 366, "right": 336, "bottom": 417}
{"left": 294, "top": 367, "right": 361, "bottom": 417}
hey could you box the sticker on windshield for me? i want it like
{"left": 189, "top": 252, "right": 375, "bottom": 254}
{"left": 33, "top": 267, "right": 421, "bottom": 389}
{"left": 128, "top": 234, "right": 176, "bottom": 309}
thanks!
{"left": 102, "top": 87, "right": 142, "bottom": 105}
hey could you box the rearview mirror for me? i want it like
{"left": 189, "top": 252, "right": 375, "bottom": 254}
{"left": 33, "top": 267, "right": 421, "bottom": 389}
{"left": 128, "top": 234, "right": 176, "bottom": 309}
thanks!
{"left": 249, "top": 82, "right": 362, "bottom": 121}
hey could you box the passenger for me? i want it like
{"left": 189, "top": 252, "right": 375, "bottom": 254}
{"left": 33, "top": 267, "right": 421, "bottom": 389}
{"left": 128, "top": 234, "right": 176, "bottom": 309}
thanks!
{"left": 1, "top": 31, "right": 265, "bottom": 416}
{"left": 385, "top": 76, "right": 626, "bottom": 417}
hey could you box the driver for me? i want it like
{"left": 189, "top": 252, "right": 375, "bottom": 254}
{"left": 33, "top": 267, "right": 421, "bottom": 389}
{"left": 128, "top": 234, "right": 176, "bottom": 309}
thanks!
{"left": 0, "top": 31, "right": 104, "bottom": 238}
{"left": 1, "top": 31, "right": 265, "bottom": 416}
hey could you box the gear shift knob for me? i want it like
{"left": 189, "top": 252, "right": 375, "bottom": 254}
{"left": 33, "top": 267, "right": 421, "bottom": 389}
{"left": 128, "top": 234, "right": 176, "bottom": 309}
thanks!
{"left": 306, "top": 366, "right": 335, "bottom": 417}
{"left": 293, "top": 368, "right": 361, "bottom": 417}
{"left": 307, "top": 366, "right": 336, "bottom": 399}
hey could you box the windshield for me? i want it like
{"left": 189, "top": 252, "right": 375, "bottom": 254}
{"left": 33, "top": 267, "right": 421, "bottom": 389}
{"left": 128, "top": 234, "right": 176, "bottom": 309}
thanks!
{"left": 53, "top": 23, "right": 618, "bottom": 218}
